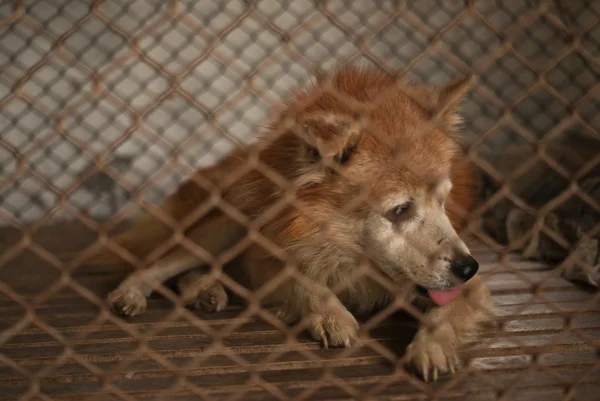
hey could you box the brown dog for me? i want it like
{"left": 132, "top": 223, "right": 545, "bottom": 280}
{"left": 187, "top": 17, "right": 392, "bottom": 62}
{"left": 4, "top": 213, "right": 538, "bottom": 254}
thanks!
{"left": 89, "top": 66, "right": 494, "bottom": 381}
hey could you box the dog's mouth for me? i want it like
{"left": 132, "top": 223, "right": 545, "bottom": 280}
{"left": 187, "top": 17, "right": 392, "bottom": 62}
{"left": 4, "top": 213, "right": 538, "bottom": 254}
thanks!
{"left": 416, "top": 285, "right": 462, "bottom": 306}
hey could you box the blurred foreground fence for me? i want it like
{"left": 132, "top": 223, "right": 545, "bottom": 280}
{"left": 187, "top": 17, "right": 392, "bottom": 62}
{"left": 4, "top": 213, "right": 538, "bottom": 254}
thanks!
{"left": 1, "top": 1, "right": 599, "bottom": 400}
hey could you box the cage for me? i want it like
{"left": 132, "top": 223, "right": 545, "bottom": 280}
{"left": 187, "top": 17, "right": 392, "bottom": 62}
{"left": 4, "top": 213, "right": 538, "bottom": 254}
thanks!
{"left": 1, "top": 0, "right": 599, "bottom": 400}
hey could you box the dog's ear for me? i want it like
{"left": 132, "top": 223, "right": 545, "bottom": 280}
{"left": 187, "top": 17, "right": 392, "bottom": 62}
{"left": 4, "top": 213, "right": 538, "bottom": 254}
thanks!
{"left": 296, "top": 112, "right": 362, "bottom": 165}
{"left": 431, "top": 75, "right": 473, "bottom": 130}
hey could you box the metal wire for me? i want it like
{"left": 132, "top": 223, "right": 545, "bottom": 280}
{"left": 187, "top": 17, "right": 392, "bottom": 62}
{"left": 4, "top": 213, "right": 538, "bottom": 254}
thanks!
{"left": 1, "top": 0, "right": 599, "bottom": 400}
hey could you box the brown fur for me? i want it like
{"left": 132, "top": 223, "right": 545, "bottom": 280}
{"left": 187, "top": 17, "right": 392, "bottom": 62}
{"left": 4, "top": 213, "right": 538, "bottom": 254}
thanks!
{"left": 88, "top": 66, "right": 494, "bottom": 380}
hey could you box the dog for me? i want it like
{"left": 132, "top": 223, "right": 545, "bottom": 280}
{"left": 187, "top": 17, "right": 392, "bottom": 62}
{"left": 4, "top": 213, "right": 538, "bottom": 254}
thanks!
{"left": 87, "top": 66, "right": 494, "bottom": 381}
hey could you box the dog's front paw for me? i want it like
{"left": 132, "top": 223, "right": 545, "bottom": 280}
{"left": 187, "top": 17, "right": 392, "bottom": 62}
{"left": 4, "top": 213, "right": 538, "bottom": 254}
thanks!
{"left": 405, "top": 327, "right": 460, "bottom": 382}
{"left": 308, "top": 307, "right": 360, "bottom": 348}
{"left": 108, "top": 287, "right": 147, "bottom": 317}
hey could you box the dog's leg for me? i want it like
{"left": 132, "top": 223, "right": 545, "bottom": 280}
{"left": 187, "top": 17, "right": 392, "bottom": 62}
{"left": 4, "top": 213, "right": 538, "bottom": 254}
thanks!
{"left": 108, "top": 214, "right": 244, "bottom": 316}
{"left": 405, "top": 276, "right": 494, "bottom": 381}
{"left": 108, "top": 248, "right": 201, "bottom": 316}
{"left": 242, "top": 244, "right": 359, "bottom": 347}
{"left": 177, "top": 269, "right": 228, "bottom": 312}
{"left": 293, "top": 284, "right": 360, "bottom": 348}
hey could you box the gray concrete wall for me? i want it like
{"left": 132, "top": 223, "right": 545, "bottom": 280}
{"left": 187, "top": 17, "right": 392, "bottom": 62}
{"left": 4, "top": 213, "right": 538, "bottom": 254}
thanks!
{"left": 1, "top": 0, "right": 599, "bottom": 224}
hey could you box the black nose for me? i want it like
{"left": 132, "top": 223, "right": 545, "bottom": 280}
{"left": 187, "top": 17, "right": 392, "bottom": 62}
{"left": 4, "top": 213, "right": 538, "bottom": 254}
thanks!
{"left": 450, "top": 254, "right": 479, "bottom": 282}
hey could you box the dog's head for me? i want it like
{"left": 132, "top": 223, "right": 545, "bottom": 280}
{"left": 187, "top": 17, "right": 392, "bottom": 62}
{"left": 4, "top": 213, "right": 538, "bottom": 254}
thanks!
{"left": 276, "top": 67, "right": 478, "bottom": 304}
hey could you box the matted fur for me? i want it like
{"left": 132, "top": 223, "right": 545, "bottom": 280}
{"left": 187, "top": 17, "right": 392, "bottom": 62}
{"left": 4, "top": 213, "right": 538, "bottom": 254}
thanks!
{"left": 88, "top": 66, "right": 494, "bottom": 381}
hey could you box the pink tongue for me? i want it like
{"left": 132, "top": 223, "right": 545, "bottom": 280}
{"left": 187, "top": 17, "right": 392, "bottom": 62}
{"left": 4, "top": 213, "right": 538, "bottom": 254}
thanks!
{"left": 427, "top": 287, "right": 462, "bottom": 306}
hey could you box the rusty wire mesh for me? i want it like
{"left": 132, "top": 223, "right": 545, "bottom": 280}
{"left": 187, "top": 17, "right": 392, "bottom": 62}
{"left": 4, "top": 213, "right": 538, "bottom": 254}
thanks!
{"left": 1, "top": 0, "right": 600, "bottom": 400}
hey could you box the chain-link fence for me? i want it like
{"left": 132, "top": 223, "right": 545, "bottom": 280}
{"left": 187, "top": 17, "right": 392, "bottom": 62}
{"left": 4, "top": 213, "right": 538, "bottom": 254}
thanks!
{"left": 1, "top": 0, "right": 599, "bottom": 400}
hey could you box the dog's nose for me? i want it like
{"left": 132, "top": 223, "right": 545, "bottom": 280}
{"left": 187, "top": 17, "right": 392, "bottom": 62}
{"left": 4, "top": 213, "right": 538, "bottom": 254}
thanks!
{"left": 450, "top": 254, "right": 479, "bottom": 282}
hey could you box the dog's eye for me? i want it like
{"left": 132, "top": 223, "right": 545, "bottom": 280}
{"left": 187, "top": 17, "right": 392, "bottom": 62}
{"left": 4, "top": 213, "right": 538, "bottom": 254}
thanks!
{"left": 386, "top": 202, "right": 413, "bottom": 223}
{"left": 306, "top": 146, "right": 320, "bottom": 161}
{"left": 394, "top": 204, "right": 408, "bottom": 215}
